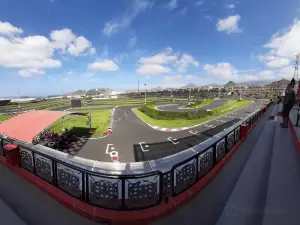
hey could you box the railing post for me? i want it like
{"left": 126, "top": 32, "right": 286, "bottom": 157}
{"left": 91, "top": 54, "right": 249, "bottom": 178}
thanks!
{"left": 241, "top": 123, "right": 248, "bottom": 139}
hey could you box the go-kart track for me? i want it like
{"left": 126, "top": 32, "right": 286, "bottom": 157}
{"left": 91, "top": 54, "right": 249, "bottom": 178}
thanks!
{"left": 155, "top": 99, "right": 228, "bottom": 112}
{"left": 76, "top": 100, "right": 266, "bottom": 163}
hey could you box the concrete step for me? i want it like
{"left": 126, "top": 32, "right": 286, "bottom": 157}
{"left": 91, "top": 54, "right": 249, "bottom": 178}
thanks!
{"left": 262, "top": 119, "right": 300, "bottom": 225}
{"left": 215, "top": 108, "right": 277, "bottom": 225}
{"left": 0, "top": 198, "right": 27, "bottom": 225}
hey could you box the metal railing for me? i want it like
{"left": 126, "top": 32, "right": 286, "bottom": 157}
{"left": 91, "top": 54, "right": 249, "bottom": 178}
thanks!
{"left": 0, "top": 107, "right": 265, "bottom": 210}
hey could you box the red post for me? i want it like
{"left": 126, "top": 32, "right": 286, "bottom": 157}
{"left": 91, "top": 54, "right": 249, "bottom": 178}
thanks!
{"left": 264, "top": 107, "right": 267, "bottom": 113}
{"left": 241, "top": 123, "right": 248, "bottom": 139}
{"left": 3, "top": 144, "right": 20, "bottom": 166}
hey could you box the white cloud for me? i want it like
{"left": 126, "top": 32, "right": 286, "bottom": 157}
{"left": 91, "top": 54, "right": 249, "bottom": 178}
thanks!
{"left": 204, "top": 62, "right": 237, "bottom": 79}
{"left": 18, "top": 68, "right": 45, "bottom": 78}
{"left": 0, "top": 21, "right": 96, "bottom": 78}
{"left": 205, "top": 15, "right": 213, "bottom": 20}
{"left": 164, "top": 74, "right": 197, "bottom": 83}
{"left": 50, "top": 29, "right": 94, "bottom": 56}
{"left": 176, "top": 53, "right": 199, "bottom": 72}
{"left": 128, "top": 36, "right": 137, "bottom": 48}
{"left": 226, "top": 4, "right": 235, "bottom": 9}
{"left": 137, "top": 64, "right": 171, "bottom": 75}
{"left": 259, "top": 70, "right": 275, "bottom": 79}
{"left": 0, "top": 21, "right": 23, "bottom": 36}
{"left": 67, "top": 36, "right": 91, "bottom": 56}
{"left": 137, "top": 48, "right": 199, "bottom": 76}
{"left": 89, "top": 47, "right": 96, "bottom": 55}
{"left": 163, "top": 74, "right": 216, "bottom": 87}
{"left": 258, "top": 55, "right": 290, "bottom": 68}
{"left": 277, "top": 66, "right": 294, "bottom": 80}
{"left": 266, "top": 57, "right": 290, "bottom": 68}
{"left": 216, "top": 15, "right": 241, "bottom": 34}
{"left": 88, "top": 60, "right": 119, "bottom": 71}
{"left": 180, "top": 7, "right": 187, "bottom": 15}
{"left": 195, "top": 1, "right": 204, "bottom": 6}
{"left": 50, "top": 28, "right": 75, "bottom": 50}
{"left": 167, "top": 0, "right": 179, "bottom": 11}
{"left": 103, "top": 0, "right": 153, "bottom": 36}
{"left": 260, "top": 20, "right": 300, "bottom": 69}
{"left": 139, "top": 48, "right": 178, "bottom": 65}
{"left": 0, "top": 35, "right": 61, "bottom": 69}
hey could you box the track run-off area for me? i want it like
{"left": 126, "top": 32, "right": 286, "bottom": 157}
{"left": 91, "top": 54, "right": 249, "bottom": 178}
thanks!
{"left": 76, "top": 99, "right": 266, "bottom": 163}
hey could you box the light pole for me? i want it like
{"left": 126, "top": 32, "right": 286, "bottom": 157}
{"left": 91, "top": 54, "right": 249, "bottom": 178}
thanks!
{"left": 61, "top": 90, "right": 64, "bottom": 105}
{"left": 18, "top": 92, "right": 20, "bottom": 109}
{"left": 144, "top": 83, "right": 147, "bottom": 104}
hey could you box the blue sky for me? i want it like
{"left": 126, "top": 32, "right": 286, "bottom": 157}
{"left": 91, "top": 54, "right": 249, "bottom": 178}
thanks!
{"left": 0, "top": 0, "right": 300, "bottom": 96}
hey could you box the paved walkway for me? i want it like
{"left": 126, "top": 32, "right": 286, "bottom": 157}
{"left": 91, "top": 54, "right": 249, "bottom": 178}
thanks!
{"left": 0, "top": 165, "right": 100, "bottom": 225}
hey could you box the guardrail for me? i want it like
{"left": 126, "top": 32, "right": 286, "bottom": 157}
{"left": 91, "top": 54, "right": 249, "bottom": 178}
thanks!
{"left": 0, "top": 105, "right": 266, "bottom": 211}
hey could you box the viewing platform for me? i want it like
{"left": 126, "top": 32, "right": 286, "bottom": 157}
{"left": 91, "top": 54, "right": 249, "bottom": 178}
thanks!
{"left": 1, "top": 103, "right": 300, "bottom": 225}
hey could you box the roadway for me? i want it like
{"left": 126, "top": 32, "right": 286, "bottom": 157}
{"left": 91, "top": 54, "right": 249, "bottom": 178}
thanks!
{"left": 156, "top": 100, "right": 228, "bottom": 112}
{"left": 77, "top": 100, "right": 266, "bottom": 163}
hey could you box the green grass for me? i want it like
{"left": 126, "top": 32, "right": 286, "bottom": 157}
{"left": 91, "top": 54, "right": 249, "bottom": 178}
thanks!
{"left": 48, "top": 110, "right": 111, "bottom": 138}
{"left": 0, "top": 114, "right": 14, "bottom": 121}
{"left": 133, "top": 100, "right": 252, "bottom": 128}
{"left": 184, "top": 99, "right": 215, "bottom": 108}
{"left": 74, "top": 101, "right": 146, "bottom": 109}
{"left": 133, "top": 108, "right": 216, "bottom": 128}
{"left": 212, "top": 100, "right": 251, "bottom": 115}
{"left": 0, "top": 100, "right": 71, "bottom": 112}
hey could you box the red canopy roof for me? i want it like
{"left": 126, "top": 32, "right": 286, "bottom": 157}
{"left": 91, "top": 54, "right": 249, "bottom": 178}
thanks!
{"left": 0, "top": 110, "right": 70, "bottom": 143}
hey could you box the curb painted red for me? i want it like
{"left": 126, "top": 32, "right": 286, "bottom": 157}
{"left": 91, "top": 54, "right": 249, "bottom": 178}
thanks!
{"left": 0, "top": 110, "right": 267, "bottom": 225}
{"left": 289, "top": 119, "right": 300, "bottom": 154}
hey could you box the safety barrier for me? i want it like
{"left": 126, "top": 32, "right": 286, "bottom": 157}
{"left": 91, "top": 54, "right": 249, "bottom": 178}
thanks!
{"left": 0, "top": 105, "right": 267, "bottom": 211}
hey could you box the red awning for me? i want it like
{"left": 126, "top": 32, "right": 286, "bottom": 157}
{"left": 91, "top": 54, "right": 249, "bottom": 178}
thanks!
{"left": 0, "top": 110, "right": 71, "bottom": 143}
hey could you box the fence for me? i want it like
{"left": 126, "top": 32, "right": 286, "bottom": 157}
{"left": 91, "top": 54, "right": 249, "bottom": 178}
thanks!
{"left": 0, "top": 107, "right": 265, "bottom": 210}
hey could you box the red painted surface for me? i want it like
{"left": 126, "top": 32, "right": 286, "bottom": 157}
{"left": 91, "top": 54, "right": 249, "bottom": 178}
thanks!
{"left": 0, "top": 110, "right": 70, "bottom": 142}
{"left": 0, "top": 112, "right": 264, "bottom": 225}
{"left": 289, "top": 119, "right": 300, "bottom": 154}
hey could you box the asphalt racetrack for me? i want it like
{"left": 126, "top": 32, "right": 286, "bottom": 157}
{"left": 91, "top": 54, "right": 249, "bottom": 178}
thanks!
{"left": 77, "top": 100, "right": 266, "bottom": 163}
{"left": 156, "top": 100, "right": 228, "bottom": 112}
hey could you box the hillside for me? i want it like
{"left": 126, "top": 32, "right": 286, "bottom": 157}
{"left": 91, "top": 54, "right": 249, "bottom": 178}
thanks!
{"left": 269, "top": 78, "right": 290, "bottom": 87}
{"left": 87, "top": 88, "right": 112, "bottom": 95}
{"left": 64, "top": 90, "right": 87, "bottom": 96}
{"left": 181, "top": 83, "right": 198, "bottom": 89}
{"left": 224, "top": 81, "right": 236, "bottom": 88}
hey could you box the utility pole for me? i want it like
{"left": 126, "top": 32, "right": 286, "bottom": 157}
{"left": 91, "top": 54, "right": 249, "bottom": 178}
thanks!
{"left": 18, "top": 92, "right": 20, "bottom": 109}
{"left": 138, "top": 79, "right": 140, "bottom": 93}
{"left": 61, "top": 90, "right": 64, "bottom": 105}
{"left": 144, "top": 83, "right": 147, "bottom": 104}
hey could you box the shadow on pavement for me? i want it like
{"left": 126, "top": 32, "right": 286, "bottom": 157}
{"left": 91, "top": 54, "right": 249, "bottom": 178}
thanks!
{"left": 133, "top": 119, "right": 241, "bottom": 162}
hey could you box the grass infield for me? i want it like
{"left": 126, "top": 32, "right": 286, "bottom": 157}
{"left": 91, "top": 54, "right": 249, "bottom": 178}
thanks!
{"left": 134, "top": 100, "right": 252, "bottom": 128}
{"left": 48, "top": 110, "right": 111, "bottom": 138}
{"left": 0, "top": 114, "right": 14, "bottom": 121}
